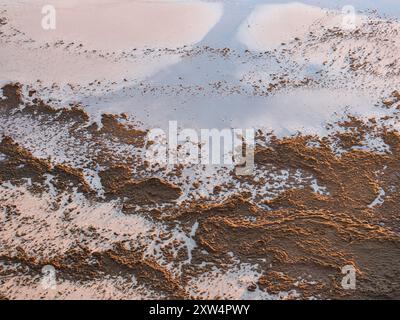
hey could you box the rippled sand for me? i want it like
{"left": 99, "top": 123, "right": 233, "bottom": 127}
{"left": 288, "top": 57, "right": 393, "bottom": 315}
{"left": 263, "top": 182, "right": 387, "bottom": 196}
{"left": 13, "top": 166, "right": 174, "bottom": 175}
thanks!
{"left": 1, "top": 1, "right": 400, "bottom": 300}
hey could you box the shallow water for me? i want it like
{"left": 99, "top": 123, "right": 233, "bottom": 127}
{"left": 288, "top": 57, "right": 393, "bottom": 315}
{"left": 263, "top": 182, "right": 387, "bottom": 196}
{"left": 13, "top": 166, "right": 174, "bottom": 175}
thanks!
{"left": 81, "top": 1, "right": 399, "bottom": 134}
{"left": 1, "top": 0, "right": 400, "bottom": 136}
{"left": 1, "top": 1, "right": 400, "bottom": 300}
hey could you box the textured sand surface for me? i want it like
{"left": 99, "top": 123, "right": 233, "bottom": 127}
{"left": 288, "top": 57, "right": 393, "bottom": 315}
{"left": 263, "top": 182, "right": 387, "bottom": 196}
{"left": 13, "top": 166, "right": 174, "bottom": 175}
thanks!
{"left": 1, "top": 1, "right": 400, "bottom": 300}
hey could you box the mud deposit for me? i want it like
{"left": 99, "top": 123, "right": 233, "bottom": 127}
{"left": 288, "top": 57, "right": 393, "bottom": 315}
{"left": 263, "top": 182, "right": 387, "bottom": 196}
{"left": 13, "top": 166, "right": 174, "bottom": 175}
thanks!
{"left": 1, "top": 1, "right": 400, "bottom": 300}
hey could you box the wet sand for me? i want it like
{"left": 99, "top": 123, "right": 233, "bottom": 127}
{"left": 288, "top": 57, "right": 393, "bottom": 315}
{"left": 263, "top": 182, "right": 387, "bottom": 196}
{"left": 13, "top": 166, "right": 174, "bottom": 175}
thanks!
{"left": 0, "top": 0, "right": 222, "bottom": 86}
{"left": 1, "top": 1, "right": 400, "bottom": 300}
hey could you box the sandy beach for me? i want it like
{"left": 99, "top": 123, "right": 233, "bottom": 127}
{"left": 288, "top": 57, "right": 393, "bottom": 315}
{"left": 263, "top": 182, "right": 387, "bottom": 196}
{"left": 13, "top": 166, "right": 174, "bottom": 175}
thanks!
{"left": 1, "top": 0, "right": 400, "bottom": 300}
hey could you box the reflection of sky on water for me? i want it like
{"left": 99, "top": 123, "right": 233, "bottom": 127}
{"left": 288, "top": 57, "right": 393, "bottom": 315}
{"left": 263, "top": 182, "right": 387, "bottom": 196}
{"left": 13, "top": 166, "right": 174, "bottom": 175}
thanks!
{"left": 223, "top": 0, "right": 400, "bottom": 16}
{"left": 82, "top": 1, "right": 400, "bottom": 135}
{"left": 203, "top": 0, "right": 400, "bottom": 47}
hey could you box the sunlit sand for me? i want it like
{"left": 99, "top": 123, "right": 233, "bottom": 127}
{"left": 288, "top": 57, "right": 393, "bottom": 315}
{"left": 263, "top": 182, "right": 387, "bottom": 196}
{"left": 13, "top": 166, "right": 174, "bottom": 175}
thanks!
{"left": 0, "top": 0, "right": 222, "bottom": 86}
{"left": 1, "top": 0, "right": 400, "bottom": 300}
